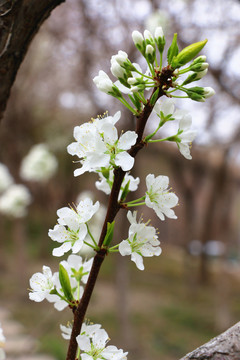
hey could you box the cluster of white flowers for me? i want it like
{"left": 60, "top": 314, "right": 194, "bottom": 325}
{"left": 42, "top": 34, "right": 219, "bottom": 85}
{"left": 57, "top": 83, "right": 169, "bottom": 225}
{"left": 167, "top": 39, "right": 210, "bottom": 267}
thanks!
{"left": 67, "top": 111, "right": 137, "bottom": 176}
{"left": 61, "top": 322, "right": 127, "bottom": 360}
{"left": 29, "top": 254, "right": 93, "bottom": 311}
{"left": 0, "top": 323, "right": 5, "bottom": 360}
{"left": 48, "top": 198, "right": 99, "bottom": 257}
{"left": 20, "top": 143, "right": 58, "bottom": 182}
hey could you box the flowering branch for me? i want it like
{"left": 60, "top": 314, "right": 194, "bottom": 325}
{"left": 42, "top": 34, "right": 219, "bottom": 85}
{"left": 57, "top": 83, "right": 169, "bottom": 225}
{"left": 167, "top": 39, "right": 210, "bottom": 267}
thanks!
{"left": 26, "top": 26, "right": 215, "bottom": 360}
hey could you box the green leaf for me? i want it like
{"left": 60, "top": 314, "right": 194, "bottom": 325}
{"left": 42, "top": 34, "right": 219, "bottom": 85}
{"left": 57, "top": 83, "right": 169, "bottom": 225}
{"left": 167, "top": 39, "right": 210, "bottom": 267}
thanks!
{"left": 167, "top": 33, "right": 179, "bottom": 65}
{"left": 171, "top": 39, "right": 208, "bottom": 68}
{"left": 150, "top": 88, "right": 159, "bottom": 106}
{"left": 103, "top": 221, "right": 115, "bottom": 248}
{"left": 59, "top": 264, "right": 74, "bottom": 302}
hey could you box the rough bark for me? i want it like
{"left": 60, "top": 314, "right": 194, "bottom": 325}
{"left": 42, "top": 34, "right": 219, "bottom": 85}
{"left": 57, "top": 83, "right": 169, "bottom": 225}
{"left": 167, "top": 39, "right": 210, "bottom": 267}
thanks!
{"left": 180, "top": 322, "right": 240, "bottom": 360}
{"left": 0, "top": 0, "right": 65, "bottom": 122}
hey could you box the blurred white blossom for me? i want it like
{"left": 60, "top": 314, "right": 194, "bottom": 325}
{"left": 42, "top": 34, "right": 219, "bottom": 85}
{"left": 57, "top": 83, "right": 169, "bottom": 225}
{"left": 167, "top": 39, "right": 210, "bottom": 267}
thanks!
{"left": 0, "top": 184, "right": 32, "bottom": 218}
{"left": 0, "top": 163, "right": 13, "bottom": 194}
{"left": 0, "top": 323, "right": 5, "bottom": 360}
{"left": 20, "top": 144, "right": 58, "bottom": 182}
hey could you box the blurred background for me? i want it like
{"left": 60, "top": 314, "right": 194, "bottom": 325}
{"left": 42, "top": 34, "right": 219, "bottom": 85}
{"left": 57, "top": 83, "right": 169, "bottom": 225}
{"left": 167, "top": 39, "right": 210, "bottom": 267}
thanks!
{"left": 1, "top": 0, "right": 240, "bottom": 359}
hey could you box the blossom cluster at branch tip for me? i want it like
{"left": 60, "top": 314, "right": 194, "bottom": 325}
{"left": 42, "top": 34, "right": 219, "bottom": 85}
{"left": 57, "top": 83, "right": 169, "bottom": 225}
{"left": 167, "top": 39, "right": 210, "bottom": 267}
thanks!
{"left": 48, "top": 198, "right": 99, "bottom": 257}
{"left": 67, "top": 111, "right": 137, "bottom": 176}
{"left": 119, "top": 211, "right": 161, "bottom": 270}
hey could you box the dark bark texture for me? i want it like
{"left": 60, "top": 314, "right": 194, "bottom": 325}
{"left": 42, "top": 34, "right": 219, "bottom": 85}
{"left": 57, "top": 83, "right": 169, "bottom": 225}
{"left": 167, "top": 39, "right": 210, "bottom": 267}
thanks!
{"left": 180, "top": 322, "right": 240, "bottom": 360}
{"left": 0, "top": 0, "right": 65, "bottom": 121}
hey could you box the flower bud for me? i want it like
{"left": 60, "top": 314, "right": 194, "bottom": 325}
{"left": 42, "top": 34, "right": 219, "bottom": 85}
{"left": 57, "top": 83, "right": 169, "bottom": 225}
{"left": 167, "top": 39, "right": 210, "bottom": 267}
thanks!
{"left": 154, "top": 26, "right": 165, "bottom": 54}
{"left": 190, "top": 62, "right": 209, "bottom": 72}
{"left": 171, "top": 39, "right": 208, "bottom": 68}
{"left": 145, "top": 44, "right": 155, "bottom": 64}
{"left": 132, "top": 30, "right": 144, "bottom": 46}
{"left": 110, "top": 61, "right": 126, "bottom": 79}
{"left": 195, "top": 68, "right": 208, "bottom": 79}
{"left": 127, "top": 77, "right": 138, "bottom": 85}
{"left": 113, "top": 50, "right": 129, "bottom": 66}
{"left": 154, "top": 26, "right": 164, "bottom": 39}
{"left": 192, "top": 55, "right": 207, "bottom": 64}
{"left": 203, "top": 87, "right": 215, "bottom": 98}
{"left": 144, "top": 29, "right": 154, "bottom": 43}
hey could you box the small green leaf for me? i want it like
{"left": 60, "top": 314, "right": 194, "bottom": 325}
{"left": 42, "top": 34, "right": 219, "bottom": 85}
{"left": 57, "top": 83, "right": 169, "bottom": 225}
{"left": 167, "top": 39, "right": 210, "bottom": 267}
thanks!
{"left": 59, "top": 264, "right": 74, "bottom": 302}
{"left": 120, "top": 180, "right": 130, "bottom": 202}
{"left": 103, "top": 221, "right": 115, "bottom": 248}
{"left": 167, "top": 33, "right": 179, "bottom": 65}
{"left": 150, "top": 88, "right": 159, "bottom": 106}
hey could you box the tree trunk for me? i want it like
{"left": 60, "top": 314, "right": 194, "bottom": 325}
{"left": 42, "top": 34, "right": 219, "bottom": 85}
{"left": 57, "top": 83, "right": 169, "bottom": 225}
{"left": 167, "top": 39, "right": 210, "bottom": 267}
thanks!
{"left": 0, "top": 0, "right": 65, "bottom": 121}
{"left": 180, "top": 322, "right": 240, "bottom": 360}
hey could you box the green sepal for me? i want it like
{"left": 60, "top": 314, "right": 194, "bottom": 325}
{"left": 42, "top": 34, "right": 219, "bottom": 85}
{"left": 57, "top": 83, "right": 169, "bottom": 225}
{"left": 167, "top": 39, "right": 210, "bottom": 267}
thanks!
{"left": 167, "top": 33, "right": 179, "bottom": 65}
{"left": 171, "top": 39, "right": 208, "bottom": 68}
{"left": 101, "top": 167, "right": 110, "bottom": 180}
{"left": 150, "top": 88, "right": 159, "bottom": 106}
{"left": 49, "top": 288, "right": 58, "bottom": 295}
{"left": 59, "top": 264, "right": 74, "bottom": 302}
{"left": 120, "top": 180, "right": 130, "bottom": 202}
{"left": 103, "top": 221, "right": 115, "bottom": 248}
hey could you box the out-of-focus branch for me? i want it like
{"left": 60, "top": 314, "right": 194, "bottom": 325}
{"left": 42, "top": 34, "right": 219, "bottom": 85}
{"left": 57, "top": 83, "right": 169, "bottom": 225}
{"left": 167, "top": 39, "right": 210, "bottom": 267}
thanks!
{"left": 0, "top": 0, "right": 65, "bottom": 122}
{"left": 180, "top": 321, "right": 240, "bottom": 360}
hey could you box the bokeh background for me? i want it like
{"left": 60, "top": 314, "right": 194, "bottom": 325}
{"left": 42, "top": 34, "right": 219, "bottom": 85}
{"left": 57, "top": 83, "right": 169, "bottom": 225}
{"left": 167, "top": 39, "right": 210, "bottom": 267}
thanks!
{"left": 1, "top": 0, "right": 240, "bottom": 359}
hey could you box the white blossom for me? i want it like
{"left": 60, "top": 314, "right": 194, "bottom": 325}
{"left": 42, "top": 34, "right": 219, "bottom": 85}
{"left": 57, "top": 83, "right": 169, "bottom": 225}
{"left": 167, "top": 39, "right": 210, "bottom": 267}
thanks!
{"left": 145, "top": 174, "right": 178, "bottom": 220}
{"left": 119, "top": 211, "right": 161, "bottom": 270}
{"left": 177, "top": 113, "right": 197, "bottom": 160}
{"left": 0, "top": 184, "right": 31, "bottom": 218}
{"left": 96, "top": 170, "right": 140, "bottom": 199}
{"left": 48, "top": 198, "right": 99, "bottom": 257}
{"left": 46, "top": 270, "right": 84, "bottom": 311}
{"left": 0, "top": 323, "right": 5, "bottom": 360}
{"left": 203, "top": 87, "right": 215, "bottom": 98}
{"left": 60, "top": 322, "right": 102, "bottom": 341}
{"left": 76, "top": 327, "right": 128, "bottom": 360}
{"left": 60, "top": 323, "right": 72, "bottom": 340}
{"left": 153, "top": 98, "right": 176, "bottom": 121}
{"left": 20, "top": 144, "right": 58, "bottom": 182}
{"left": 60, "top": 254, "right": 93, "bottom": 285}
{"left": 29, "top": 266, "right": 54, "bottom": 302}
{"left": 67, "top": 112, "right": 137, "bottom": 176}
{"left": 0, "top": 163, "right": 13, "bottom": 193}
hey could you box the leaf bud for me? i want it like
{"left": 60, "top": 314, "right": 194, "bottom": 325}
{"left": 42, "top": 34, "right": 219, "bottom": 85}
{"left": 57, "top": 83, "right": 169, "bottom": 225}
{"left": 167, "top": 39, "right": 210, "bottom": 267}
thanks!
{"left": 171, "top": 39, "right": 208, "bottom": 68}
